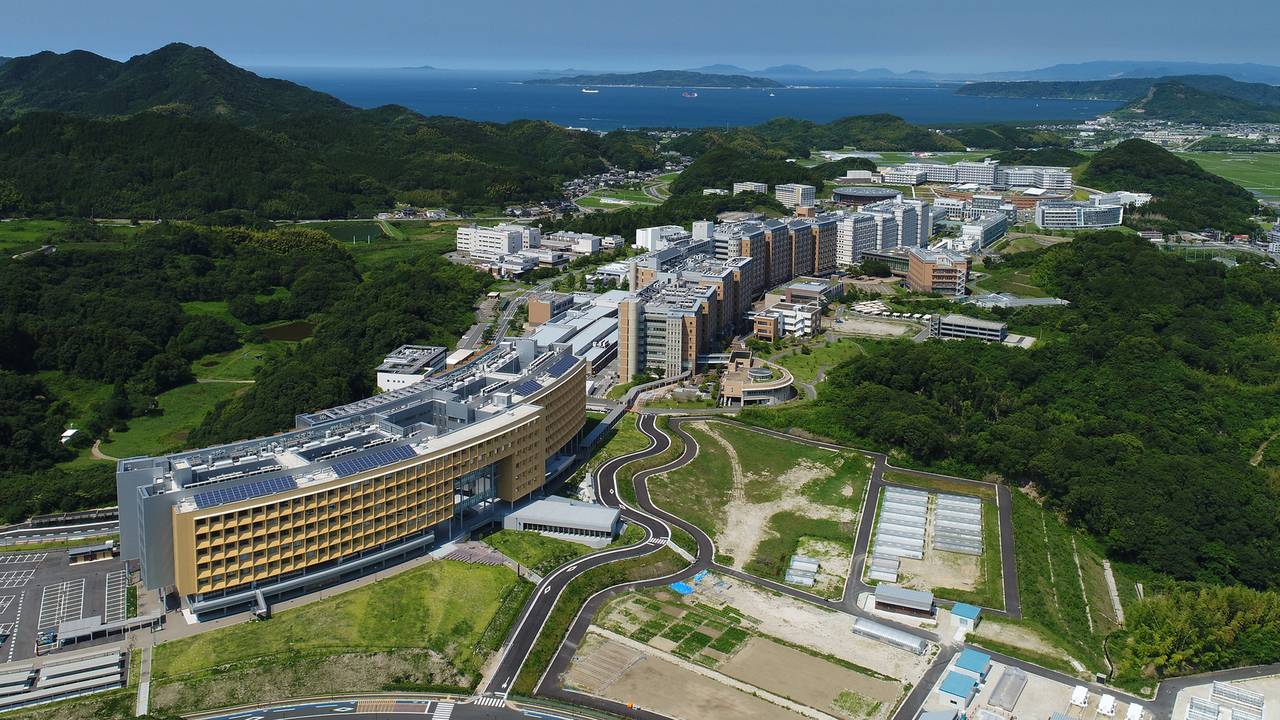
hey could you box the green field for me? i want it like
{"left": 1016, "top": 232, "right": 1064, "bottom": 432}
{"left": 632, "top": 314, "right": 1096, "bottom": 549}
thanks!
{"left": 1177, "top": 151, "right": 1280, "bottom": 201}
{"left": 776, "top": 338, "right": 867, "bottom": 384}
{"left": 483, "top": 530, "right": 596, "bottom": 575}
{"left": 151, "top": 561, "right": 529, "bottom": 710}
{"left": 973, "top": 265, "right": 1048, "bottom": 297}
{"left": 0, "top": 219, "right": 67, "bottom": 254}
{"left": 35, "top": 371, "right": 112, "bottom": 428}
{"left": 99, "top": 382, "right": 247, "bottom": 458}
{"left": 192, "top": 341, "right": 293, "bottom": 381}
{"left": 577, "top": 188, "right": 662, "bottom": 211}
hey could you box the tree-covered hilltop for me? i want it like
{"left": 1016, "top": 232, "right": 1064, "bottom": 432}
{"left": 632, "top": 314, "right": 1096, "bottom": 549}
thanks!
{"left": 1079, "top": 139, "right": 1260, "bottom": 233}
{"left": 525, "top": 70, "right": 781, "bottom": 89}
{"left": 0, "top": 221, "right": 491, "bottom": 520}
{"left": 667, "top": 146, "right": 875, "bottom": 196}
{"left": 0, "top": 45, "right": 668, "bottom": 216}
{"left": 943, "top": 124, "right": 1070, "bottom": 151}
{"left": 0, "top": 44, "right": 351, "bottom": 122}
{"left": 956, "top": 74, "right": 1280, "bottom": 123}
{"left": 987, "top": 147, "right": 1086, "bottom": 166}
{"left": 667, "top": 114, "right": 965, "bottom": 159}
{"left": 1118, "top": 80, "right": 1280, "bottom": 123}
{"left": 744, "top": 232, "right": 1280, "bottom": 588}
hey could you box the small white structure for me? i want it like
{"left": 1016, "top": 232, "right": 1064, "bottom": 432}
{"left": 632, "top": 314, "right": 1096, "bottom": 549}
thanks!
{"left": 1098, "top": 693, "right": 1117, "bottom": 717}
{"left": 1070, "top": 685, "right": 1090, "bottom": 708}
{"left": 375, "top": 345, "right": 447, "bottom": 391}
{"left": 503, "top": 497, "right": 621, "bottom": 548}
{"left": 59, "top": 428, "right": 79, "bottom": 445}
{"left": 1125, "top": 703, "right": 1145, "bottom": 720}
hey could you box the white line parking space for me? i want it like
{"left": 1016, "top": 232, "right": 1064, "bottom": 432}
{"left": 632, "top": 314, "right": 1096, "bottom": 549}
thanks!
{"left": 0, "top": 596, "right": 13, "bottom": 615}
{"left": 37, "top": 578, "right": 85, "bottom": 631}
{"left": 105, "top": 570, "right": 127, "bottom": 623}
{"left": 0, "top": 570, "right": 35, "bottom": 588}
{"left": 0, "top": 553, "right": 47, "bottom": 565}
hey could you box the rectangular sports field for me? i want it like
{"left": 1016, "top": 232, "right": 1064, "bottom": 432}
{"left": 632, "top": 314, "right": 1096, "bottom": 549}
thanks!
{"left": 1177, "top": 151, "right": 1280, "bottom": 201}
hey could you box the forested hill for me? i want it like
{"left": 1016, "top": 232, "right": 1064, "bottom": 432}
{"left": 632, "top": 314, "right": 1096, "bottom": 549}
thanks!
{"left": 0, "top": 45, "right": 667, "bottom": 216}
{"left": 667, "top": 114, "right": 964, "bottom": 158}
{"left": 744, "top": 232, "right": 1280, "bottom": 589}
{"left": 526, "top": 70, "right": 781, "bottom": 89}
{"left": 956, "top": 74, "right": 1280, "bottom": 123}
{"left": 1079, "top": 139, "right": 1260, "bottom": 233}
{"left": 0, "top": 44, "right": 352, "bottom": 122}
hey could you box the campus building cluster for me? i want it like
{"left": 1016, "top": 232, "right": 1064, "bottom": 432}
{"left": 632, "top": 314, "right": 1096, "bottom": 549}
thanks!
{"left": 116, "top": 340, "right": 586, "bottom": 616}
{"left": 1033, "top": 198, "right": 1125, "bottom": 229}
{"left": 880, "top": 159, "right": 1072, "bottom": 191}
{"left": 456, "top": 223, "right": 623, "bottom": 277}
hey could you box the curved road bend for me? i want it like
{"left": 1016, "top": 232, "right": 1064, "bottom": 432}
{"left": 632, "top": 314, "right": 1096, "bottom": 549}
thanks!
{"left": 481, "top": 418, "right": 696, "bottom": 703}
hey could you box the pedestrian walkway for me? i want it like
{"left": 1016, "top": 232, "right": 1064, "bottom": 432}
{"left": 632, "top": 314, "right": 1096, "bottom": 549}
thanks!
{"left": 431, "top": 700, "right": 454, "bottom": 719}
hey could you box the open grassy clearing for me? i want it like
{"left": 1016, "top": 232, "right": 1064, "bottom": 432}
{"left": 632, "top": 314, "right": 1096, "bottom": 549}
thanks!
{"left": 973, "top": 264, "right": 1049, "bottom": 297}
{"left": 776, "top": 338, "right": 867, "bottom": 384}
{"left": 1177, "top": 151, "right": 1280, "bottom": 201}
{"left": 287, "top": 219, "right": 459, "bottom": 271}
{"left": 192, "top": 340, "right": 294, "bottom": 381}
{"left": 152, "top": 560, "right": 529, "bottom": 710}
{"left": 483, "top": 525, "right": 646, "bottom": 576}
{"left": 35, "top": 370, "right": 112, "bottom": 429}
{"left": 0, "top": 219, "right": 67, "bottom": 254}
{"left": 1007, "top": 491, "right": 1126, "bottom": 672}
{"left": 99, "top": 382, "right": 247, "bottom": 458}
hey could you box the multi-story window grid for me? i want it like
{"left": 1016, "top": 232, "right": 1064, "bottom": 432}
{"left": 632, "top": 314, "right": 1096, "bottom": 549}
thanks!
{"left": 516, "top": 522, "right": 611, "bottom": 539}
{"left": 119, "top": 342, "right": 586, "bottom": 612}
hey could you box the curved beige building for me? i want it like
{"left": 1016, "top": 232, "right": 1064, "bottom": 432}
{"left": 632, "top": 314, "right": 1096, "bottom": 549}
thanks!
{"left": 117, "top": 339, "right": 585, "bottom": 616}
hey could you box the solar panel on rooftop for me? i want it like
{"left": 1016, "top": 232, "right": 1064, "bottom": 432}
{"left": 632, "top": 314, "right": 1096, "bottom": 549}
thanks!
{"left": 331, "top": 444, "right": 416, "bottom": 479}
{"left": 546, "top": 355, "right": 577, "bottom": 378}
{"left": 193, "top": 475, "right": 297, "bottom": 510}
{"left": 512, "top": 380, "right": 543, "bottom": 397}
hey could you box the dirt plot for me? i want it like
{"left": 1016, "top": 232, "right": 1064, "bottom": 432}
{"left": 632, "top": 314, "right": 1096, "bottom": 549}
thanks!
{"left": 832, "top": 316, "right": 916, "bottom": 337}
{"left": 699, "top": 423, "right": 855, "bottom": 570}
{"left": 972, "top": 618, "right": 1078, "bottom": 667}
{"left": 568, "top": 634, "right": 807, "bottom": 720}
{"left": 900, "top": 549, "right": 979, "bottom": 593}
{"left": 722, "top": 638, "right": 900, "bottom": 720}
{"left": 702, "top": 575, "right": 931, "bottom": 682}
{"left": 795, "top": 537, "right": 851, "bottom": 598}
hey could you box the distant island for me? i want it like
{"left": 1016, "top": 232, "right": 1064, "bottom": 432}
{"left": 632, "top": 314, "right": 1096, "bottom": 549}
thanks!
{"left": 526, "top": 70, "right": 782, "bottom": 89}
{"left": 957, "top": 74, "right": 1280, "bottom": 123}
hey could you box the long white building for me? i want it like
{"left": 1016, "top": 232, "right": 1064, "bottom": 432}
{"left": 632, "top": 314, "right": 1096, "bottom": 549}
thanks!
{"left": 775, "top": 183, "right": 816, "bottom": 209}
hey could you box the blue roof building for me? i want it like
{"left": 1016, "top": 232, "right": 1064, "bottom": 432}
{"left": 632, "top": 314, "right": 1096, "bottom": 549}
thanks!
{"left": 955, "top": 647, "right": 992, "bottom": 681}
{"left": 952, "top": 603, "right": 982, "bottom": 623}
{"left": 938, "top": 671, "right": 979, "bottom": 708}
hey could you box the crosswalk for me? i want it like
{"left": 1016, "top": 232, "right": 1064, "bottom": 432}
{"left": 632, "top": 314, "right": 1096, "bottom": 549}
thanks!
{"left": 646, "top": 537, "right": 667, "bottom": 546}
{"left": 431, "top": 701, "right": 455, "bottom": 719}
{"left": 471, "top": 695, "right": 506, "bottom": 708}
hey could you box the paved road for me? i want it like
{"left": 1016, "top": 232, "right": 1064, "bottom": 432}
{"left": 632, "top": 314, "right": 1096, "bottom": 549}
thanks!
{"left": 479, "top": 419, "right": 688, "bottom": 704}
{"left": 0, "top": 519, "right": 119, "bottom": 543}
{"left": 191, "top": 696, "right": 593, "bottom": 720}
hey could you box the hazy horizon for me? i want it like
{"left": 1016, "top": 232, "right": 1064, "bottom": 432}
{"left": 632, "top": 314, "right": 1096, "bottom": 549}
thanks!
{"left": 2, "top": 0, "right": 1277, "bottom": 74}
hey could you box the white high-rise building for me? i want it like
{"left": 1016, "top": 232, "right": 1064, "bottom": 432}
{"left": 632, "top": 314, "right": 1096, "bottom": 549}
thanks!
{"left": 635, "top": 225, "right": 692, "bottom": 252}
{"left": 862, "top": 200, "right": 930, "bottom": 249}
{"left": 775, "top": 183, "right": 816, "bottom": 209}
{"left": 692, "top": 220, "right": 715, "bottom": 241}
{"left": 456, "top": 224, "right": 525, "bottom": 261}
{"left": 733, "top": 181, "right": 768, "bottom": 195}
{"left": 836, "top": 213, "right": 878, "bottom": 266}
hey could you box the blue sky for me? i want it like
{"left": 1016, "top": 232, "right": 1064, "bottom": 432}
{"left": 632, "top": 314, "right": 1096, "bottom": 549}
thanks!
{"left": 2, "top": 0, "right": 1277, "bottom": 73}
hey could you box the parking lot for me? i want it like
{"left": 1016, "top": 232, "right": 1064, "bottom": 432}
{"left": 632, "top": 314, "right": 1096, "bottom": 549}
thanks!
{"left": 0, "top": 548, "right": 126, "bottom": 663}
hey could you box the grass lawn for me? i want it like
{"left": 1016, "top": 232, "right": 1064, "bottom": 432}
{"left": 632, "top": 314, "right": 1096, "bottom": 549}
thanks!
{"left": 301, "top": 220, "right": 387, "bottom": 243}
{"left": 192, "top": 341, "right": 293, "bottom": 381}
{"left": 0, "top": 533, "right": 118, "bottom": 553}
{"left": 974, "top": 264, "right": 1048, "bottom": 297}
{"left": 0, "top": 219, "right": 67, "bottom": 255}
{"left": 776, "top": 338, "right": 867, "bottom": 384}
{"left": 1177, "top": 151, "right": 1280, "bottom": 201}
{"left": 153, "top": 560, "right": 527, "bottom": 686}
{"left": 483, "top": 530, "right": 595, "bottom": 575}
{"left": 100, "top": 382, "right": 246, "bottom": 458}
{"left": 180, "top": 300, "right": 249, "bottom": 331}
